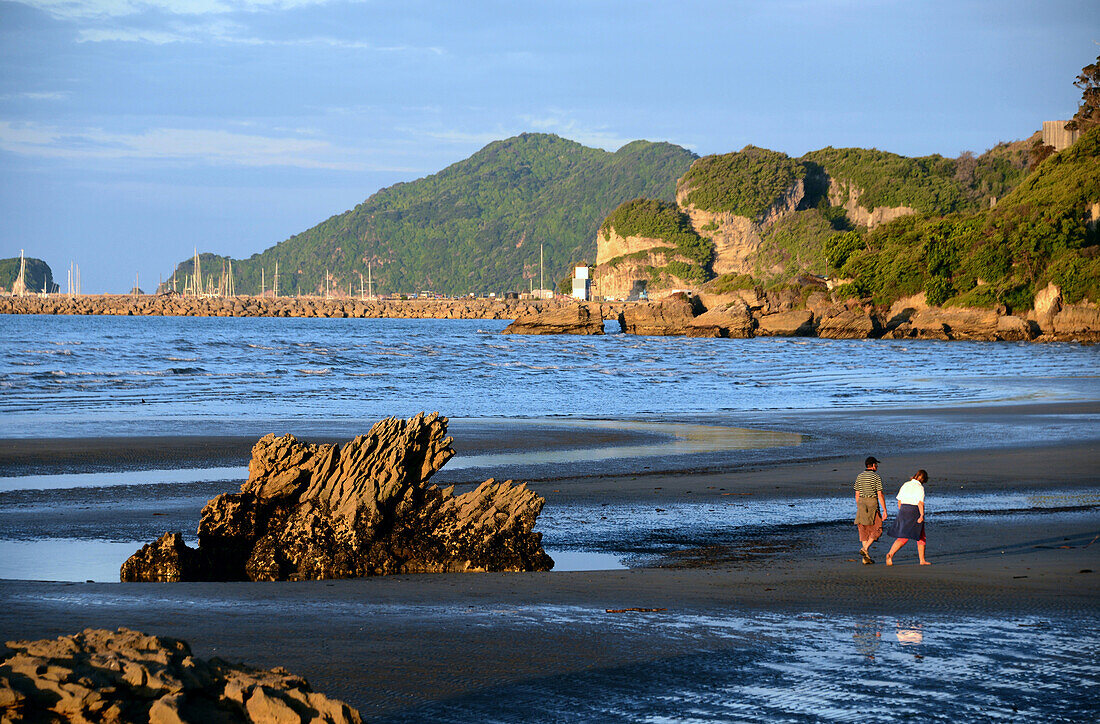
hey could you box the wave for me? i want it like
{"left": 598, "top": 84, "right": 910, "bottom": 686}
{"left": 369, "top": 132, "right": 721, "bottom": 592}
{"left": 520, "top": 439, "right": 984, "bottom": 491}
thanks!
{"left": 168, "top": 367, "right": 208, "bottom": 375}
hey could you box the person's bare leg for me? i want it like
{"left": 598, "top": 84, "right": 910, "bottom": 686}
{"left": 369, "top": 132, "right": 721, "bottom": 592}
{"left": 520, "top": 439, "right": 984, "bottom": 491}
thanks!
{"left": 918, "top": 541, "right": 930, "bottom": 565}
{"left": 885, "top": 538, "right": 906, "bottom": 565}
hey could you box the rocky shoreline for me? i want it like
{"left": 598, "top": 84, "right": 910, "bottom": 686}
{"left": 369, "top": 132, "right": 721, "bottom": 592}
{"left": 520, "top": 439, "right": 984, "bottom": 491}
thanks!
{"left": 3, "top": 284, "right": 1098, "bottom": 342}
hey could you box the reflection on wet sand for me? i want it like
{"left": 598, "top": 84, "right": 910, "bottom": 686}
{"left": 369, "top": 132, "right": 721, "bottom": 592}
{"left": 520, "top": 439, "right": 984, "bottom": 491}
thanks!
{"left": 853, "top": 620, "right": 883, "bottom": 660}
{"left": 896, "top": 623, "right": 924, "bottom": 645}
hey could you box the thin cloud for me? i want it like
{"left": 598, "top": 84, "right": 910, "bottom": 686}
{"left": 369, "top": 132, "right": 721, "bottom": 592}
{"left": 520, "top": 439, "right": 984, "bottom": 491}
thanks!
{"left": 1, "top": 91, "right": 70, "bottom": 101}
{"left": 519, "top": 114, "right": 635, "bottom": 151}
{"left": 0, "top": 121, "right": 368, "bottom": 170}
{"left": 14, "top": 0, "right": 338, "bottom": 20}
{"left": 74, "top": 23, "right": 444, "bottom": 53}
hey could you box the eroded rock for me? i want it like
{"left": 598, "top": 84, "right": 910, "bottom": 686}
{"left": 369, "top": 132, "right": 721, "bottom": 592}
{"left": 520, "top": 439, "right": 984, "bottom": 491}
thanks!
{"left": 621, "top": 294, "right": 706, "bottom": 336}
{"left": 121, "top": 413, "right": 553, "bottom": 582}
{"left": 502, "top": 304, "right": 605, "bottom": 334}
{"left": 756, "top": 309, "right": 814, "bottom": 337}
{"left": 815, "top": 308, "right": 881, "bottom": 339}
{"left": 0, "top": 627, "right": 362, "bottom": 724}
{"left": 688, "top": 301, "right": 755, "bottom": 338}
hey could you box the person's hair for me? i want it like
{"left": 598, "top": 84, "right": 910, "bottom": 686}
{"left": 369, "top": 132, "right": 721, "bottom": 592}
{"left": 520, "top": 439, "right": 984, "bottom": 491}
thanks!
{"left": 914, "top": 469, "right": 928, "bottom": 483}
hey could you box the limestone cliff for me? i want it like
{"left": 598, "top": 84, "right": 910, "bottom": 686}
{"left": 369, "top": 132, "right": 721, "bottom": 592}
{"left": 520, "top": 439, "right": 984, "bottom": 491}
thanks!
{"left": 595, "top": 229, "right": 666, "bottom": 267}
{"left": 592, "top": 225, "right": 703, "bottom": 299}
{"left": 676, "top": 178, "right": 804, "bottom": 275}
{"left": 826, "top": 178, "right": 917, "bottom": 228}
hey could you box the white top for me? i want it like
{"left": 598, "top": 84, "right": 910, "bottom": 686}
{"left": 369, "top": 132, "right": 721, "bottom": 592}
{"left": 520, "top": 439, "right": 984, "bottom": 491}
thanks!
{"left": 896, "top": 479, "right": 925, "bottom": 506}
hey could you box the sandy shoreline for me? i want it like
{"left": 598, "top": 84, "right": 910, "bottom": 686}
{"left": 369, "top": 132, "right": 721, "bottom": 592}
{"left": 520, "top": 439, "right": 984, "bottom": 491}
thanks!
{"left": 1, "top": 402, "right": 1097, "bottom": 719}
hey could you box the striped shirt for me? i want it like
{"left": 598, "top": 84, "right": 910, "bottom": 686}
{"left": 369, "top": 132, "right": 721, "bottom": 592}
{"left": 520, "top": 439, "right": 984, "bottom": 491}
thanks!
{"left": 854, "top": 470, "right": 882, "bottom": 498}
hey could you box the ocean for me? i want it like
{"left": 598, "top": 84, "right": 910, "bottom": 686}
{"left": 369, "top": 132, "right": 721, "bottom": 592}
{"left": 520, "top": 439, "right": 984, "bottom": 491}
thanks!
{"left": 2, "top": 315, "right": 1098, "bottom": 439}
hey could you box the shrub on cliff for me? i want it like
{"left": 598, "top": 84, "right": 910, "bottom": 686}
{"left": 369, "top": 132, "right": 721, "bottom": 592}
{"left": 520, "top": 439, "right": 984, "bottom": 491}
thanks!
{"left": 678, "top": 146, "right": 806, "bottom": 219}
{"left": 599, "top": 198, "right": 714, "bottom": 270}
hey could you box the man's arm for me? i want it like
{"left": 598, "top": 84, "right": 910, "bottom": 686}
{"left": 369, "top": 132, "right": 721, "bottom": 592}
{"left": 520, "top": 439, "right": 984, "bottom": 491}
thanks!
{"left": 878, "top": 490, "right": 887, "bottom": 519}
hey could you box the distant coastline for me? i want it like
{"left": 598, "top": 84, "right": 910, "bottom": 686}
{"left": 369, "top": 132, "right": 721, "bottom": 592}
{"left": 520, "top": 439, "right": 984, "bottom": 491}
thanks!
{"left": 2, "top": 293, "right": 1098, "bottom": 343}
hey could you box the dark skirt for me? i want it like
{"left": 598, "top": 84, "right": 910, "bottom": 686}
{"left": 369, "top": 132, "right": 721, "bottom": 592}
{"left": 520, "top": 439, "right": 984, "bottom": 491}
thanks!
{"left": 887, "top": 503, "right": 925, "bottom": 540}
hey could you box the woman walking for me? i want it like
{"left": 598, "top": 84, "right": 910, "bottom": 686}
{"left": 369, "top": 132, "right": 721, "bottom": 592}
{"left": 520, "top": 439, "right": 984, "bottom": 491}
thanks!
{"left": 885, "top": 470, "right": 930, "bottom": 566}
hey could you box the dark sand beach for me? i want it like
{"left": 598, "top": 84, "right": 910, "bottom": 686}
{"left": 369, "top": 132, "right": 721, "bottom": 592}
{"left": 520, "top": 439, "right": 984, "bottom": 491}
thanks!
{"left": 2, "top": 402, "right": 1098, "bottom": 720}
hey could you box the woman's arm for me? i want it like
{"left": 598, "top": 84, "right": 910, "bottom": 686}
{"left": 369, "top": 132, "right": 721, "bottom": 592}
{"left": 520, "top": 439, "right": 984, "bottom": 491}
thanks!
{"left": 917, "top": 500, "right": 925, "bottom": 523}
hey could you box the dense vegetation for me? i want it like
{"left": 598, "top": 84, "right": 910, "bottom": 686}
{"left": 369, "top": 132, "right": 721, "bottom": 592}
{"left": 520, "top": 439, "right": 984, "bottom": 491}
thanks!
{"left": 830, "top": 126, "right": 1100, "bottom": 309}
{"left": 752, "top": 211, "right": 838, "bottom": 282}
{"left": 0, "top": 257, "right": 58, "bottom": 294}
{"left": 169, "top": 134, "right": 696, "bottom": 295}
{"left": 801, "top": 145, "right": 1028, "bottom": 215}
{"left": 678, "top": 147, "right": 806, "bottom": 218}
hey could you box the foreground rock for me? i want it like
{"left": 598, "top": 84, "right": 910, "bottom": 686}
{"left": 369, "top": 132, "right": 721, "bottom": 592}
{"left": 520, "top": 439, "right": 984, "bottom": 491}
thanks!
{"left": 501, "top": 303, "right": 605, "bottom": 334}
{"left": 0, "top": 627, "right": 361, "bottom": 723}
{"left": 121, "top": 413, "right": 552, "bottom": 582}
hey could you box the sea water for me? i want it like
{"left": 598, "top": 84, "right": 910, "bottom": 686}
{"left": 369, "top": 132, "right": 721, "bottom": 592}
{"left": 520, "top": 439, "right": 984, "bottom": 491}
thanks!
{"left": 1, "top": 315, "right": 1098, "bottom": 438}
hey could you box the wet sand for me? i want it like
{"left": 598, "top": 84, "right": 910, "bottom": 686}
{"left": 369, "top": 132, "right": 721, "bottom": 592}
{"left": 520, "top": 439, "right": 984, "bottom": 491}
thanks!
{"left": 1, "top": 402, "right": 1098, "bottom": 720}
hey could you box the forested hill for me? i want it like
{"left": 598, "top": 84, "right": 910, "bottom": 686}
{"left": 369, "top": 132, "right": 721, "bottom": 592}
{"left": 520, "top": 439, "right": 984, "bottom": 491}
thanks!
{"left": 0, "top": 257, "right": 58, "bottom": 294}
{"left": 169, "top": 134, "right": 697, "bottom": 296}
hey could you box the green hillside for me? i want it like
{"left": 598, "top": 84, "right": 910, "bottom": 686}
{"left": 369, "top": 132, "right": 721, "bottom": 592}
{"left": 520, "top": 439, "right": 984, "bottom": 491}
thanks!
{"left": 801, "top": 144, "right": 1029, "bottom": 215}
{"left": 832, "top": 126, "right": 1100, "bottom": 308}
{"left": 0, "top": 257, "right": 58, "bottom": 294}
{"left": 678, "top": 146, "right": 806, "bottom": 218}
{"left": 168, "top": 134, "right": 696, "bottom": 295}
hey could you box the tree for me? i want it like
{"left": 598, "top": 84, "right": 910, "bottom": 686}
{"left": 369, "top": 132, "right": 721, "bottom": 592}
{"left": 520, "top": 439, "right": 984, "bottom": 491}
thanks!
{"left": 1065, "top": 55, "right": 1100, "bottom": 132}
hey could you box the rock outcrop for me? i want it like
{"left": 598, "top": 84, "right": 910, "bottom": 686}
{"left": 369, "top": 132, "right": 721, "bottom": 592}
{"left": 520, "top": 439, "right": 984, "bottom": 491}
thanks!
{"left": 620, "top": 294, "right": 713, "bottom": 336}
{"left": 1051, "top": 303, "right": 1100, "bottom": 341}
{"left": 886, "top": 306, "right": 1042, "bottom": 341}
{"left": 502, "top": 304, "right": 605, "bottom": 334}
{"left": 1032, "top": 282, "right": 1062, "bottom": 333}
{"left": 0, "top": 627, "right": 362, "bottom": 724}
{"left": 815, "top": 308, "right": 881, "bottom": 339}
{"left": 688, "top": 300, "right": 755, "bottom": 338}
{"left": 756, "top": 310, "right": 814, "bottom": 337}
{"left": 121, "top": 413, "right": 552, "bottom": 582}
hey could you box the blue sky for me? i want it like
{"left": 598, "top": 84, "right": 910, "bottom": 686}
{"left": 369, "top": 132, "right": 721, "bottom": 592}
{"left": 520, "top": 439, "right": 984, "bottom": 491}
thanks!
{"left": 1, "top": 0, "right": 1097, "bottom": 293}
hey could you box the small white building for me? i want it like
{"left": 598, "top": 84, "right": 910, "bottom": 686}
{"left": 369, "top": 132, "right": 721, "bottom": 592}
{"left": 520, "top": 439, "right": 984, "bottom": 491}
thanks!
{"left": 571, "top": 266, "right": 591, "bottom": 301}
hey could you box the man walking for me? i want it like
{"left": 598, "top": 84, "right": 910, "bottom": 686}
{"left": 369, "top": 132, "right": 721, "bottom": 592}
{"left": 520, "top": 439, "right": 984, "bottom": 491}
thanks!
{"left": 854, "top": 456, "right": 887, "bottom": 564}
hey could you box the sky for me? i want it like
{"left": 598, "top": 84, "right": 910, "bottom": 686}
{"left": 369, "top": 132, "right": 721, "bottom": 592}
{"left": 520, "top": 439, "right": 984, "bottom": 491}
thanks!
{"left": 1, "top": 0, "right": 1097, "bottom": 293}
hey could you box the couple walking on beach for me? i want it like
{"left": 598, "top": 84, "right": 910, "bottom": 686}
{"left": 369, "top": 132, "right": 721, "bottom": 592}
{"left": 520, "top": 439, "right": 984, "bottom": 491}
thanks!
{"left": 854, "top": 456, "right": 930, "bottom": 565}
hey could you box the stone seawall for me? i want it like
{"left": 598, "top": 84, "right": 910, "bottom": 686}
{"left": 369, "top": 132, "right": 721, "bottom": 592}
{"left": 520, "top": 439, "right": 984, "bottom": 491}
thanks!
{"left": 0, "top": 294, "right": 628, "bottom": 321}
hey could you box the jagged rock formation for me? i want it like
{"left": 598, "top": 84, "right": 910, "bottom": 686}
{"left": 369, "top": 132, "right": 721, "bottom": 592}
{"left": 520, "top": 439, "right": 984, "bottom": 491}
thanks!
{"left": 121, "top": 413, "right": 553, "bottom": 582}
{"left": 502, "top": 304, "right": 605, "bottom": 334}
{"left": 0, "top": 627, "right": 362, "bottom": 724}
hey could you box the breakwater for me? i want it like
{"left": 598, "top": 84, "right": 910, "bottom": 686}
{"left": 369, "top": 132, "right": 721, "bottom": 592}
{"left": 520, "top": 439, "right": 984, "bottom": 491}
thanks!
{"left": 0, "top": 294, "right": 626, "bottom": 320}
